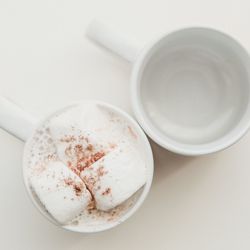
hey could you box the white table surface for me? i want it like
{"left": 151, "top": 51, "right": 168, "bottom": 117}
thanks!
{"left": 0, "top": 0, "right": 250, "bottom": 249}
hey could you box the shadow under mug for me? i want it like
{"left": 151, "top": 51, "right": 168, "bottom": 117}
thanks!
{"left": 0, "top": 97, "right": 154, "bottom": 233}
{"left": 87, "top": 20, "right": 250, "bottom": 156}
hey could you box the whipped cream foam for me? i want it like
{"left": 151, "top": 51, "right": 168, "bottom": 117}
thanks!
{"left": 24, "top": 102, "right": 149, "bottom": 231}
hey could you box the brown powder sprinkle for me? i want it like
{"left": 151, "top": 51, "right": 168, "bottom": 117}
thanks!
{"left": 60, "top": 135, "right": 76, "bottom": 143}
{"left": 73, "top": 183, "right": 84, "bottom": 196}
{"left": 64, "top": 178, "right": 74, "bottom": 186}
{"left": 87, "top": 197, "right": 96, "bottom": 211}
{"left": 63, "top": 133, "right": 106, "bottom": 174}
{"left": 30, "top": 122, "right": 134, "bottom": 224}
{"left": 92, "top": 152, "right": 105, "bottom": 163}
{"left": 111, "top": 210, "right": 116, "bottom": 216}
{"left": 81, "top": 165, "right": 108, "bottom": 194}
{"left": 47, "top": 154, "right": 57, "bottom": 161}
{"left": 82, "top": 176, "right": 96, "bottom": 191}
{"left": 97, "top": 166, "right": 108, "bottom": 177}
{"left": 87, "top": 144, "right": 93, "bottom": 151}
{"left": 64, "top": 178, "right": 85, "bottom": 196}
{"left": 76, "top": 150, "right": 105, "bottom": 172}
{"left": 54, "top": 133, "right": 116, "bottom": 211}
{"left": 65, "top": 145, "right": 73, "bottom": 157}
{"left": 74, "top": 144, "right": 83, "bottom": 154}
{"left": 101, "top": 188, "right": 111, "bottom": 196}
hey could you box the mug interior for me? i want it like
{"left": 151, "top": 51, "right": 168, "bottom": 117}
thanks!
{"left": 133, "top": 28, "right": 250, "bottom": 155}
{"left": 23, "top": 101, "right": 154, "bottom": 233}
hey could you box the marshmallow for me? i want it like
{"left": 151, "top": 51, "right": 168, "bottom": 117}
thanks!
{"left": 30, "top": 161, "right": 92, "bottom": 224}
{"left": 80, "top": 144, "right": 147, "bottom": 211}
{"left": 49, "top": 105, "right": 111, "bottom": 170}
{"left": 49, "top": 104, "right": 110, "bottom": 137}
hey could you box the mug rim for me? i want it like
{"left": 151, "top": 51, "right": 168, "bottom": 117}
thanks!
{"left": 131, "top": 26, "right": 250, "bottom": 155}
{"left": 22, "top": 100, "right": 154, "bottom": 233}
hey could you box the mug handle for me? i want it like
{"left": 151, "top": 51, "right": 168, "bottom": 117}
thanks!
{"left": 0, "top": 96, "right": 37, "bottom": 141}
{"left": 86, "top": 19, "right": 142, "bottom": 63}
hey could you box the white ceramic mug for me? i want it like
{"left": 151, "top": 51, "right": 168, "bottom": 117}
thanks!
{"left": 0, "top": 96, "right": 154, "bottom": 233}
{"left": 87, "top": 20, "right": 250, "bottom": 156}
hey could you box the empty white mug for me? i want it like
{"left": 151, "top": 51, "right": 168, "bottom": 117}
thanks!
{"left": 0, "top": 96, "right": 153, "bottom": 233}
{"left": 87, "top": 20, "right": 250, "bottom": 156}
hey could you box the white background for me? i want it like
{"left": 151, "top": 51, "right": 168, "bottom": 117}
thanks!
{"left": 0, "top": 0, "right": 250, "bottom": 249}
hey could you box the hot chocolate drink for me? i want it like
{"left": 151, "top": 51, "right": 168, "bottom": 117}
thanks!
{"left": 24, "top": 102, "right": 149, "bottom": 232}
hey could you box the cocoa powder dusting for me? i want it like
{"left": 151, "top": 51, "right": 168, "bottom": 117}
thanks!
{"left": 97, "top": 166, "right": 108, "bottom": 177}
{"left": 74, "top": 183, "right": 84, "bottom": 196}
{"left": 87, "top": 197, "right": 96, "bottom": 211}
{"left": 60, "top": 135, "right": 76, "bottom": 143}
{"left": 63, "top": 133, "right": 106, "bottom": 174}
{"left": 57, "top": 132, "right": 120, "bottom": 217}
{"left": 65, "top": 145, "right": 73, "bottom": 157}
{"left": 82, "top": 176, "right": 96, "bottom": 191}
{"left": 64, "top": 178, "right": 84, "bottom": 197}
{"left": 102, "top": 188, "right": 111, "bottom": 196}
{"left": 28, "top": 113, "right": 137, "bottom": 226}
{"left": 81, "top": 165, "right": 108, "bottom": 194}
{"left": 77, "top": 151, "right": 105, "bottom": 172}
{"left": 46, "top": 153, "right": 57, "bottom": 163}
{"left": 67, "top": 161, "right": 80, "bottom": 176}
{"left": 87, "top": 144, "right": 93, "bottom": 151}
{"left": 64, "top": 178, "right": 74, "bottom": 186}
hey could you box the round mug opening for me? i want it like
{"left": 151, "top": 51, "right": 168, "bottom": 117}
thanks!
{"left": 23, "top": 100, "right": 154, "bottom": 232}
{"left": 132, "top": 27, "right": 250, "bottom": 155}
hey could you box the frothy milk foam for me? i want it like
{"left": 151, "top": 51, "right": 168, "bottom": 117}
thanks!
{"left": 23, "top": 102, "right": 149, "bottom": 232}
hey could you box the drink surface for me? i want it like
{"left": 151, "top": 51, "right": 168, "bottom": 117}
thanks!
{"left": 24, "top": 102, "right": 148, "bottom": 232}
